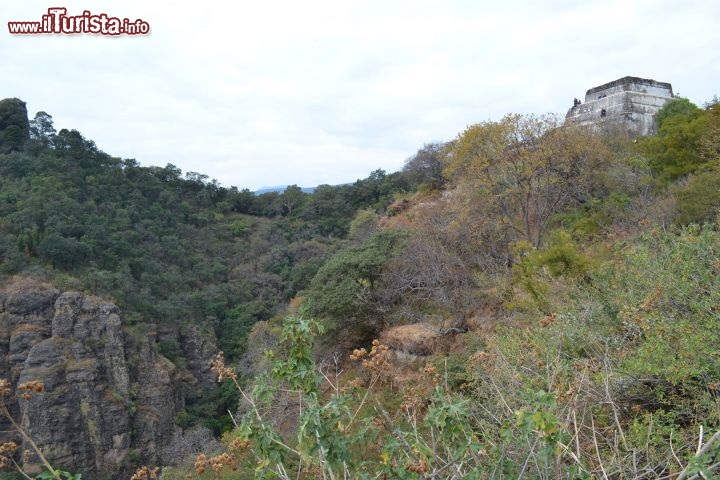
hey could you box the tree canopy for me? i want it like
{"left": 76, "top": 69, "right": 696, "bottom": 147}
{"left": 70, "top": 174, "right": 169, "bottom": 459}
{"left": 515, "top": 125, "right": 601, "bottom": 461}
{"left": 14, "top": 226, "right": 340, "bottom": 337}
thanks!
{"left": 0, "top": 98, "right": 30, "bottom": 153}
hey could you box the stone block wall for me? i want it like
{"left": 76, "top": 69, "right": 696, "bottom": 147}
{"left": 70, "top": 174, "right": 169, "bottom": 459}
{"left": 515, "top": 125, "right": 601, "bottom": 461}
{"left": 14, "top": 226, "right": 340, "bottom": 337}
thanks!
{"left": 565, "top": 76, "right": 674, "bottom": 137}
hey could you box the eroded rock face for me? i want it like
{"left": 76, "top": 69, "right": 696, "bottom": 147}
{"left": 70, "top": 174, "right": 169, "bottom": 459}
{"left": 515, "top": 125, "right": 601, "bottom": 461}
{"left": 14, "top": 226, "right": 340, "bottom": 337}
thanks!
{"left": 0, "top": 277, "right": 190, "bottom": 479}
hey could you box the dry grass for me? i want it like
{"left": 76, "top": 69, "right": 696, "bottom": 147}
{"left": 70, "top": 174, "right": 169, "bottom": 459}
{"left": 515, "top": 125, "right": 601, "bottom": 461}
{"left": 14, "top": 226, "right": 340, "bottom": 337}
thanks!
{"left": 0, "top": 275, "right": 56, "bottom": 295}
{"left": 380, "top": 323, "right": 442, "bottom": 357}
{"left": 378, "top": 191, "right": 442, "bottom": 230}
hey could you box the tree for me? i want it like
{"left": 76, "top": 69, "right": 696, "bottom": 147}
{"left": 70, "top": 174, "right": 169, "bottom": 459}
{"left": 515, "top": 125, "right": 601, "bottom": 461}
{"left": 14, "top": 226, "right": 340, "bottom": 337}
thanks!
{"left": 28, "top": 111, "right": 57, "bottom": 150}
{"left": 350, "top": 169, "right": 386, "bottom": 207}
{"left": 251, "top": 191, "right": 281, "bottom": 216}
{"left": 655, "top": 97, "right": 700, "bottom": 129}
{"left": 381, "top": 233, "right": 475, "bottom": 327}
{"left": 402, "top": 142, "right": 447, "bottom": 189}
{"left": 674, "top": 167, "right": 720, "bottom": 224}
{"left": 0, "top": 98, "right": 30, "bottom": 153}
{"left": 184, "top": 171, "right": 209, "bottom": 191}
{"left": 444, "top": 114, "right": 610, "bottom": 247}
{"left": 54, "top": 128, "right": 108, "bottom": 171}
{"left": 226, "top": 187, "right": 256, "bottom": 214}
{"left": 278, "top": 184, "right": 306, "bottom": 216}
{"left": 699, "top": 101, "right": 720, "bottom": 163}
{"left": 636, "top": 98, "right": 708, "bottom": 182}
{"left": 305, "top": 230, "right": 407, "bottom": 341}
{"left": 36, "top": 232, "right": 91, "bottom": 269}
{"left": 347, "top": 209, "right": 379, "bottom": 242}
{"left": 300, "top": 184, "right": 355, "bottom": 237}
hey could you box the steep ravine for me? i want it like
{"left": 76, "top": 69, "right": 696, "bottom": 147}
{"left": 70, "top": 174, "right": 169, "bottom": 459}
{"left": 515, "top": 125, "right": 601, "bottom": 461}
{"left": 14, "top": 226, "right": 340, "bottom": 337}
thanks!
{"left": 0, "top": 276, "right": 217, "bottom": 479}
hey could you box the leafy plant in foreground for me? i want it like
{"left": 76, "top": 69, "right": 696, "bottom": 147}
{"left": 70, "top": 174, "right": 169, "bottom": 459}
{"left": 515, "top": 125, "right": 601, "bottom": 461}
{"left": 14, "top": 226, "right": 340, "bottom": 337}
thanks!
{"left": 189, "top": 313, "right": 491, "bottom": 479}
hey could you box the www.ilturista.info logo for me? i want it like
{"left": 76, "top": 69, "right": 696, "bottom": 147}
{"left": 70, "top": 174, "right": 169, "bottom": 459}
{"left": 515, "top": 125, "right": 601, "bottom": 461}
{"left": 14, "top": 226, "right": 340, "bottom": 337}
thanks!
{"left": 8, "top": 8, "right": 150, "bottom": 35}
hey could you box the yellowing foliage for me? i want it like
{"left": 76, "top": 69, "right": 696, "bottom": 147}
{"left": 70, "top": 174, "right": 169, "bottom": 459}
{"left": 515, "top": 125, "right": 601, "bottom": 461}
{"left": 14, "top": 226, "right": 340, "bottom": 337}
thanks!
{"left": 443, "top": 113, "right": 610, "bottom": 247}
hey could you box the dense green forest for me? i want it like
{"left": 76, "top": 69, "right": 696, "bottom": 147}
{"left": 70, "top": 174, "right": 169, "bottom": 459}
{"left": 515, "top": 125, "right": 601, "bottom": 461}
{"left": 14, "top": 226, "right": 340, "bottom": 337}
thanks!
{"left": 0, "top": 97, "right": 416, "bottom": 434}
{"left": 1, "top": 94, "right": 720, "bottom": 479}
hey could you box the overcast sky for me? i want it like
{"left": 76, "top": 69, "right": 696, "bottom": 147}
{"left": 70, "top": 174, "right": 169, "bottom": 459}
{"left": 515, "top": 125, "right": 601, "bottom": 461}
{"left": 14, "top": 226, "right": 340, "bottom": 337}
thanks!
{"left": 2, "top": 0, "right": 719, "bottom": 191}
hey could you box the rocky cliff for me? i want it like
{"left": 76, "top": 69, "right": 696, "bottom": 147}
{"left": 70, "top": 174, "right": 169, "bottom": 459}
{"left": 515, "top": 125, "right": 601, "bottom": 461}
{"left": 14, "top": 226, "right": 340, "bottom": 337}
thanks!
{"left": 0, "top": 276, "right": 217, "bottom": 479}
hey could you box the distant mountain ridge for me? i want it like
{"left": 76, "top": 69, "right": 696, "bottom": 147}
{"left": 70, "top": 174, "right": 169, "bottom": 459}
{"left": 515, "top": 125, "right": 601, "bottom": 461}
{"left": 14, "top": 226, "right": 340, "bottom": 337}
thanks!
{"left": 254, "top": 185, "right": 316, "bottom": 195}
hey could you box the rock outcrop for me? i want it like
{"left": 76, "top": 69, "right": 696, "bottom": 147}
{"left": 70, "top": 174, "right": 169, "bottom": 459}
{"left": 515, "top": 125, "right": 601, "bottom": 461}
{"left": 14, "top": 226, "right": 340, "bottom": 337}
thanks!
{"left": 0, "top": 276, "right": 216, "bottom": 479}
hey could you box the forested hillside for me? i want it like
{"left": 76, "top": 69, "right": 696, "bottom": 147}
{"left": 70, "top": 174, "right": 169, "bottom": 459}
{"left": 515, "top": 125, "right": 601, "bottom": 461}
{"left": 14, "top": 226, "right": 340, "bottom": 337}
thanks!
{"left": 1, "top": 94, "right": 719, "bottom": 479}
{"left": 0, "top": 97, "right": 414, "bottom": 441}
{"left": 202, "top": 97, "right": 720, "bottom": 479}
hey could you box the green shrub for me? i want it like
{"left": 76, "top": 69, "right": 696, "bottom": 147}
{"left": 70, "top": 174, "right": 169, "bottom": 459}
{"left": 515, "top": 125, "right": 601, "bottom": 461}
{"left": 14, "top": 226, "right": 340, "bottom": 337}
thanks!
{"left": 674, "top": 167, "right": 720, "bottom": 224}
